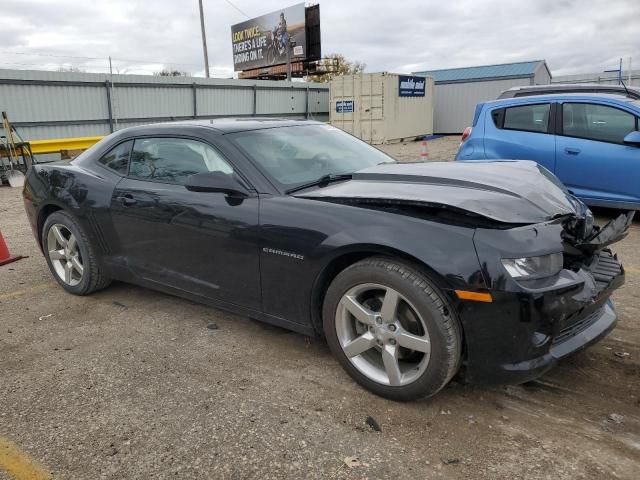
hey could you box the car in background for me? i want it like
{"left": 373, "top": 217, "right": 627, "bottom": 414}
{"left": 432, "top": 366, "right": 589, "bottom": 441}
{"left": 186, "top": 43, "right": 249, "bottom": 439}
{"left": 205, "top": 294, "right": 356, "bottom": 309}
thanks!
{"left": 456, "top": 94, "right": 640, "bottom": 210}
{"left": 499, "top": 83, "right": 640, "bottom": 100}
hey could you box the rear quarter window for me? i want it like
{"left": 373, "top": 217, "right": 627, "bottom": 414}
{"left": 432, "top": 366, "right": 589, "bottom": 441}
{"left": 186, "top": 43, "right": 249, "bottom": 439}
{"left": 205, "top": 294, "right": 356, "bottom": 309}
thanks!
{"left": 98, "top": 141, "right": 132, "bottom": 174}
{"left": 502, "top": 104, "right": 550, "bottom": 133}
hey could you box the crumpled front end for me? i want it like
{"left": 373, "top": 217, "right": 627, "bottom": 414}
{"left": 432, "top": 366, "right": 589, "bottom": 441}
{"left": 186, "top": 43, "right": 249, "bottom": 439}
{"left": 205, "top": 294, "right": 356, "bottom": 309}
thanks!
{"left": 461, "top": 211, "right": 633, "bottom": 385}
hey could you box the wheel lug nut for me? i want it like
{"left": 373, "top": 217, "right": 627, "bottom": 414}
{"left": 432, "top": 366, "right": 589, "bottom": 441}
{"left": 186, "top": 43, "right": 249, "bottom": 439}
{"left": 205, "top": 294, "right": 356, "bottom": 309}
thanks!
{"left": 375, "top": 316, "right": 382, "bottom": 324}
{"left": 388, "top": 324, "right": 396, "bottom": 332}
{"left": 389, "top": 339, "right": 396, "bottom": 345}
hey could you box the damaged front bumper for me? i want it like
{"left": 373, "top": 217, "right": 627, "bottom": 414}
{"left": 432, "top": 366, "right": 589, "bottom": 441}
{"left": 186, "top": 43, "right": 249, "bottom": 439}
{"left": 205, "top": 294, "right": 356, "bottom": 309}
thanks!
{"left": 459, "top": 213, "right": 631, "bottom": 385}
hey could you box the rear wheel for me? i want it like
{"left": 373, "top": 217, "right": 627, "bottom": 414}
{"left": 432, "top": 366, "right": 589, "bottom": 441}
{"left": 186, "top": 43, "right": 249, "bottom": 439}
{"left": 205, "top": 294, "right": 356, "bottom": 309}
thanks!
{"left": 43, "top": 211, "right": 111, "bottom": 295}
{"left": 323, "top": 257, "right": 461, "bottom": 401}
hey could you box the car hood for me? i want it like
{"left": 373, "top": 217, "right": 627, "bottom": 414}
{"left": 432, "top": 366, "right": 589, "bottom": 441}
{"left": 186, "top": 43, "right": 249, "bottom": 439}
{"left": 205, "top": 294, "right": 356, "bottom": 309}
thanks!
{"left": 294, "top": 160, "right": 583, "bottom": 224}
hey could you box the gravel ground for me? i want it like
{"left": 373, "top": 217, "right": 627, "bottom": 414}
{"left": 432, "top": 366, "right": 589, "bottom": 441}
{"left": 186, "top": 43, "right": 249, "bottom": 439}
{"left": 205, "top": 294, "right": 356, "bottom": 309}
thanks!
{"left": 0, "top": 142, "right": 639, "bottom": 479}
{"left": 379, "top": 136, "right": 462, "bottom": 162}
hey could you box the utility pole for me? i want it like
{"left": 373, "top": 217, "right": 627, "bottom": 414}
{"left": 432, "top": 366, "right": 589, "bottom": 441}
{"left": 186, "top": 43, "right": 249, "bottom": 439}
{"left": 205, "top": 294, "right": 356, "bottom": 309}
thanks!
{"left": 198, "top": 0, "right": 210, "bottom": 78}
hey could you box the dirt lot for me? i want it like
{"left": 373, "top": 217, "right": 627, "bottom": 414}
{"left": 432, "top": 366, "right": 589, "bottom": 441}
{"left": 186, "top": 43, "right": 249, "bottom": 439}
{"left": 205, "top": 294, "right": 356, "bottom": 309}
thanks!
{"left": 1, "top": 140, "right": 639, "bottom": 479}
{"left": 380, "top": 135, "right": 462, "bottom": 162}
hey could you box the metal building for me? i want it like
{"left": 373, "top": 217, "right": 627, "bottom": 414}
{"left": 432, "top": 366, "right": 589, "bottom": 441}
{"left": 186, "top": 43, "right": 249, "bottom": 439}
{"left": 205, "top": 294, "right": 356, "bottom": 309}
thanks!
{"left": 413, "top": 60, "right": 551, "bottom": 134}
{"left": 0, "top": 69, "right": 330, "bottom": 141}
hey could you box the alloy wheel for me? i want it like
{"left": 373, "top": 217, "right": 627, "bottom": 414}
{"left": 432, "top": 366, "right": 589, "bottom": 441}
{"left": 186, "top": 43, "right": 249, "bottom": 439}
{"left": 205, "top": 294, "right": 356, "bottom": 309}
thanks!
{"left": 47, "top": 224, "right": 84, "bottom": 286}
{"left": 335, "top": 283, "right": 431, "bottom": 386}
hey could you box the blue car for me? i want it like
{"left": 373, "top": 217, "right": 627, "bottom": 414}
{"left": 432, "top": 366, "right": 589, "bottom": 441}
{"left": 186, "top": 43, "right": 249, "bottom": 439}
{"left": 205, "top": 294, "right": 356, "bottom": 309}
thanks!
{"left": 456, "top": 94, "right": 640, "bottom": 210}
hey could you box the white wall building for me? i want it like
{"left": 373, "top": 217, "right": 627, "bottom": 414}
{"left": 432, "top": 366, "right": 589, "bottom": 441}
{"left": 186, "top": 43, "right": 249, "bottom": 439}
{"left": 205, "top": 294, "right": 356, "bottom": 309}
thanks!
{"left": 414, "top": 60, "right": 552, "bottom": 134}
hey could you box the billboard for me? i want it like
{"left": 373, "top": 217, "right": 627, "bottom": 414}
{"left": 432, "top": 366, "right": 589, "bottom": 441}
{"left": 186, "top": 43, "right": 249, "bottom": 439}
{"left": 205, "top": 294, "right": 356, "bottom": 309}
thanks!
{"left": 398, "top": 75, "right": 426, "bottom": 97}
{"left": 231, "top": 3, "right": 307, "bottom": 72}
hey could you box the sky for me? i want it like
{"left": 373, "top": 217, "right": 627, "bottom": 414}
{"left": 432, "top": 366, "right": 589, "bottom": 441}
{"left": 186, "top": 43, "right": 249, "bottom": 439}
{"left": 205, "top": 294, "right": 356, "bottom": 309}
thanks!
{"left": 0, "top": 0, "right": 638, "bottom": 78}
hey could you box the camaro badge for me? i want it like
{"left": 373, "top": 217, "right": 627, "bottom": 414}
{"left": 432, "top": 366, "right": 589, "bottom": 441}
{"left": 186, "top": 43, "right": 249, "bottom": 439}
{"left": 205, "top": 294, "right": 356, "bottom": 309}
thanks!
{"left": 263, "top": 247, "right": 304, "bottom": 260}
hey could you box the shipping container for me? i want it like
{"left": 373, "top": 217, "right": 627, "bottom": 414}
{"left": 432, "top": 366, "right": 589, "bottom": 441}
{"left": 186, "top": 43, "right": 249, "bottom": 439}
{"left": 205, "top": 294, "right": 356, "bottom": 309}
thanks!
{"left": 329, "top": 72, "right": 434, "bottom": 144}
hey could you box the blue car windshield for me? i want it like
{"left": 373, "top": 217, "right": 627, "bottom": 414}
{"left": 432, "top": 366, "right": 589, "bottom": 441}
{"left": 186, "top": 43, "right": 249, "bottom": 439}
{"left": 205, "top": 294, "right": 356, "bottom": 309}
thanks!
{"left": 227, "top": 124, "right": 395, "bottom": 189}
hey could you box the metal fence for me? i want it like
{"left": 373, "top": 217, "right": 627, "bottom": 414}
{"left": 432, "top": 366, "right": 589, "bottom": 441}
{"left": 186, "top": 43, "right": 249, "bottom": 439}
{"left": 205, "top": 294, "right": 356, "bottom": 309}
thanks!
{"left": 0, "top": 69, "right": 330, "bottom": 141}
{"left": 552, "top": 70, "right": 640, "bottom": 87}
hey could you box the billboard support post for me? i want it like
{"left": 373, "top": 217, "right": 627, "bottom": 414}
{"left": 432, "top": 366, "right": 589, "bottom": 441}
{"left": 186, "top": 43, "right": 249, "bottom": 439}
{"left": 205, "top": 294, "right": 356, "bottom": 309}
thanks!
{"left": 286, "top": 42, "right": 293, "bottom": 81}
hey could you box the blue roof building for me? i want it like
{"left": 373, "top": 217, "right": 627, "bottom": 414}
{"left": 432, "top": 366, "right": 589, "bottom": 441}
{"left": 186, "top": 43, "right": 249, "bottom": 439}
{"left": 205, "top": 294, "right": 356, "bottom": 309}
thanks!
{"left": 413, "top": 60, "right": 552, "bottom": 133}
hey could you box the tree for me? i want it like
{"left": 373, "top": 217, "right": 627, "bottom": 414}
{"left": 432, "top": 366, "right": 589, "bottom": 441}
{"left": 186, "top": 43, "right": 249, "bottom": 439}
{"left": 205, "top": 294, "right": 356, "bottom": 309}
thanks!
{"left": 154, "top": 69, "right": 190, "bottom": 77}
{"left": 310, "top": 54, "right": 366, "bottom": 83}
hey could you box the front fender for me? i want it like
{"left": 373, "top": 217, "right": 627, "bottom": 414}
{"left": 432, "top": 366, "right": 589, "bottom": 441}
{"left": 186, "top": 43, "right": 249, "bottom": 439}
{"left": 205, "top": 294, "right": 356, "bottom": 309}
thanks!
{"left": 259, "top": 196, "right": 485, "bottom": 330}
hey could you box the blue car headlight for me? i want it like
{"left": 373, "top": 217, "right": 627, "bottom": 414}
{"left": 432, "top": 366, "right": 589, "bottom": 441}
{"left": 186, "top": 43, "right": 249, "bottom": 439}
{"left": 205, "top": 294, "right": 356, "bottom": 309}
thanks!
{"left": 502, "top": 253, "right": 563, "bottom": 280}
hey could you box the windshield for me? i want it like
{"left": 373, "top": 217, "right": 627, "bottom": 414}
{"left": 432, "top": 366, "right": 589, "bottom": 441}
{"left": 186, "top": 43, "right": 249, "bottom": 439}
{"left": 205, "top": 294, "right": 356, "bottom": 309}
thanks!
{"left": 227, "top": 124, "right": 395, "bottom": 189}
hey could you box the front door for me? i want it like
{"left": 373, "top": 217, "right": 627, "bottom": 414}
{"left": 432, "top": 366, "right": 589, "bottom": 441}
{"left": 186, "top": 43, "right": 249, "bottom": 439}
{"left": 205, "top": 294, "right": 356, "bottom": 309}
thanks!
{"left": 555, "top": 101, "right": 640, "bottom": 205}
{"left": 109, "top": 136, "right": 261, "bottom": 310}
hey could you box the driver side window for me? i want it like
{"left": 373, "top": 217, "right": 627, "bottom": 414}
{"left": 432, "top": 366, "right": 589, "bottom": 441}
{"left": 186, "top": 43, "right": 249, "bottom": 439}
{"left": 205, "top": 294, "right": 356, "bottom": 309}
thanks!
{"left": 129, "top": 138, "right": 234, "bottom": 185}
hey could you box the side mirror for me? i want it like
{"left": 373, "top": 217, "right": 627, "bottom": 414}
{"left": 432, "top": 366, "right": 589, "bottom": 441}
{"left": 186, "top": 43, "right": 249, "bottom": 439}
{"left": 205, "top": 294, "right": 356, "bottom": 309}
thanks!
{"left": 623, "top": 130, "right": 640, "bottom": 146}
{"left": 185, "top": 171, "right": 251, "bottom": 197}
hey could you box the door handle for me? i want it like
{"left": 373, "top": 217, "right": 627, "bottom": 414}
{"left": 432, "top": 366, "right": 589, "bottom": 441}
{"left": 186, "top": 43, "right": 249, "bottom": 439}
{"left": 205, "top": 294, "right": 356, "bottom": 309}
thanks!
{"left": 565, "top": 147, "right": 581, "bottom": 155}
{"left": 118, "top": 194, "right": 137, "bottom": 206}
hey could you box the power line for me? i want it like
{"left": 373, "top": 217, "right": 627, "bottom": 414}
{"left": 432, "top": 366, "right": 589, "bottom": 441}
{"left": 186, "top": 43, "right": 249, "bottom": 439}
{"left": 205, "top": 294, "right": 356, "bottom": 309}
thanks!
{"left": 223, "top": 0, "right": 250, "bottom": 18}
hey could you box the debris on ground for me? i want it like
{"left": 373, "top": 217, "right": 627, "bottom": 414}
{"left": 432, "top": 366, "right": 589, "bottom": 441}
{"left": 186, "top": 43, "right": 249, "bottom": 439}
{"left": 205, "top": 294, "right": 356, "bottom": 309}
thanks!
{"left": 442, "top": 458, "right": 461, "bottom": 465}
{"left": 112, "top": 301, "right": 128, "bottom": 308}
{"left": 343, "top": 456, "right": 361, "bottom": 468}
{"left": 614, "top": 351, "right": 630, "bottom": 358}
{"left": 105, "top": 444, "right": 118, "bottom": 456}
{"left": 607, "top": 413, "right": 624, "bottom": 424}
{"left": 38, "top": 313, "right": 53, "bottom": 320}
{"left": 206, "top": 323, "right": 219, "bottom": 330}
{"left": 365, "top": 416, "right": 381, "bottom": 432}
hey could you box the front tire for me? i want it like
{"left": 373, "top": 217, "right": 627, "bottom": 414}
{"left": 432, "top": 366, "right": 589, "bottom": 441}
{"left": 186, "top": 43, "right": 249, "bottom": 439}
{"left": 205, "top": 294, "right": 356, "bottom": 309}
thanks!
{"left": 42, "top": 211, "right": 111, "bottom": 295}
{"left": 323, "top": 257, "right": 461, "bottom": 401}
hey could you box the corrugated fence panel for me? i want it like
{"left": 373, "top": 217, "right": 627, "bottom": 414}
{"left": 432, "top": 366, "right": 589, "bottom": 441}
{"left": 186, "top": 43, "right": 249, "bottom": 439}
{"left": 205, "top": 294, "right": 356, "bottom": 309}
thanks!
{"left": 112, "top": 85, "right": 193, "bottom": 119}
{"left": 257, "top": 88, "right": 306, "bottom": 115}
{"left": 0, "top": 68, "right": 330, "bottom": 141}
{"left": 0, "top": 83, "right": 107, "bottom": 122}
{"left": 307, "top": 88, "right": 328, "bottom": 113}
{"left": 196, "top": 87, "right": 254, "bottom": 116}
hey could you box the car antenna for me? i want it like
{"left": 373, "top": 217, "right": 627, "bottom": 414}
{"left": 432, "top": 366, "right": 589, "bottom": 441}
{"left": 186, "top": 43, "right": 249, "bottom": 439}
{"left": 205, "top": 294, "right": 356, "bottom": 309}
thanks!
{"left": 620, "top": 77, "right": 631, "bottom": 97}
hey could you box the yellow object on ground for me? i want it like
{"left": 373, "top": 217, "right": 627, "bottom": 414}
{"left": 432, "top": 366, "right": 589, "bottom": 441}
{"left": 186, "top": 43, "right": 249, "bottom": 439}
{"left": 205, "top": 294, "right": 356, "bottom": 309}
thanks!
{"left": 0, "top": 437, "right": 53, "bottom": 480}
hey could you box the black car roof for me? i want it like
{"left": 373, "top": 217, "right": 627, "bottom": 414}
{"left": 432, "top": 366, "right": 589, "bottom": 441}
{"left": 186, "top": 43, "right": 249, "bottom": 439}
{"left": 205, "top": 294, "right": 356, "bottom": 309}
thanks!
{"left": 121, "top": 118, "right": 322, "bottom": 135}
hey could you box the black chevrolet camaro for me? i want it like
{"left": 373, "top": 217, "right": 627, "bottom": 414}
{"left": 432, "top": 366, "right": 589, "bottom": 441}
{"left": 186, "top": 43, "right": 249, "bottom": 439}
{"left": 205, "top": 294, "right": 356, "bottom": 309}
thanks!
{"left": 22, "top": 119, "right": 633, "bottom": 401}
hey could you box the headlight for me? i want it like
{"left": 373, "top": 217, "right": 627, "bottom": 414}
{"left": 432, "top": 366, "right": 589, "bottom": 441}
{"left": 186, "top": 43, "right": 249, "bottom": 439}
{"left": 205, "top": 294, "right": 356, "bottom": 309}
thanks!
{"left": 583, "top": 209, "right": 595, "bottom": 238}
{"left": 502, "top": 253, "right": 563, "bottom": 280}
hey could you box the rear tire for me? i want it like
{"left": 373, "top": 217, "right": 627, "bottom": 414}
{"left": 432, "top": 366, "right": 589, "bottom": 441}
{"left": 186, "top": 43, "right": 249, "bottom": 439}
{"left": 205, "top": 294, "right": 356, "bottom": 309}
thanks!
{"left": 323, "top": 257, "right": 461, "bottom": 401}
{"left": 42, "top": 211, "right": 111, "bottom": 295}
